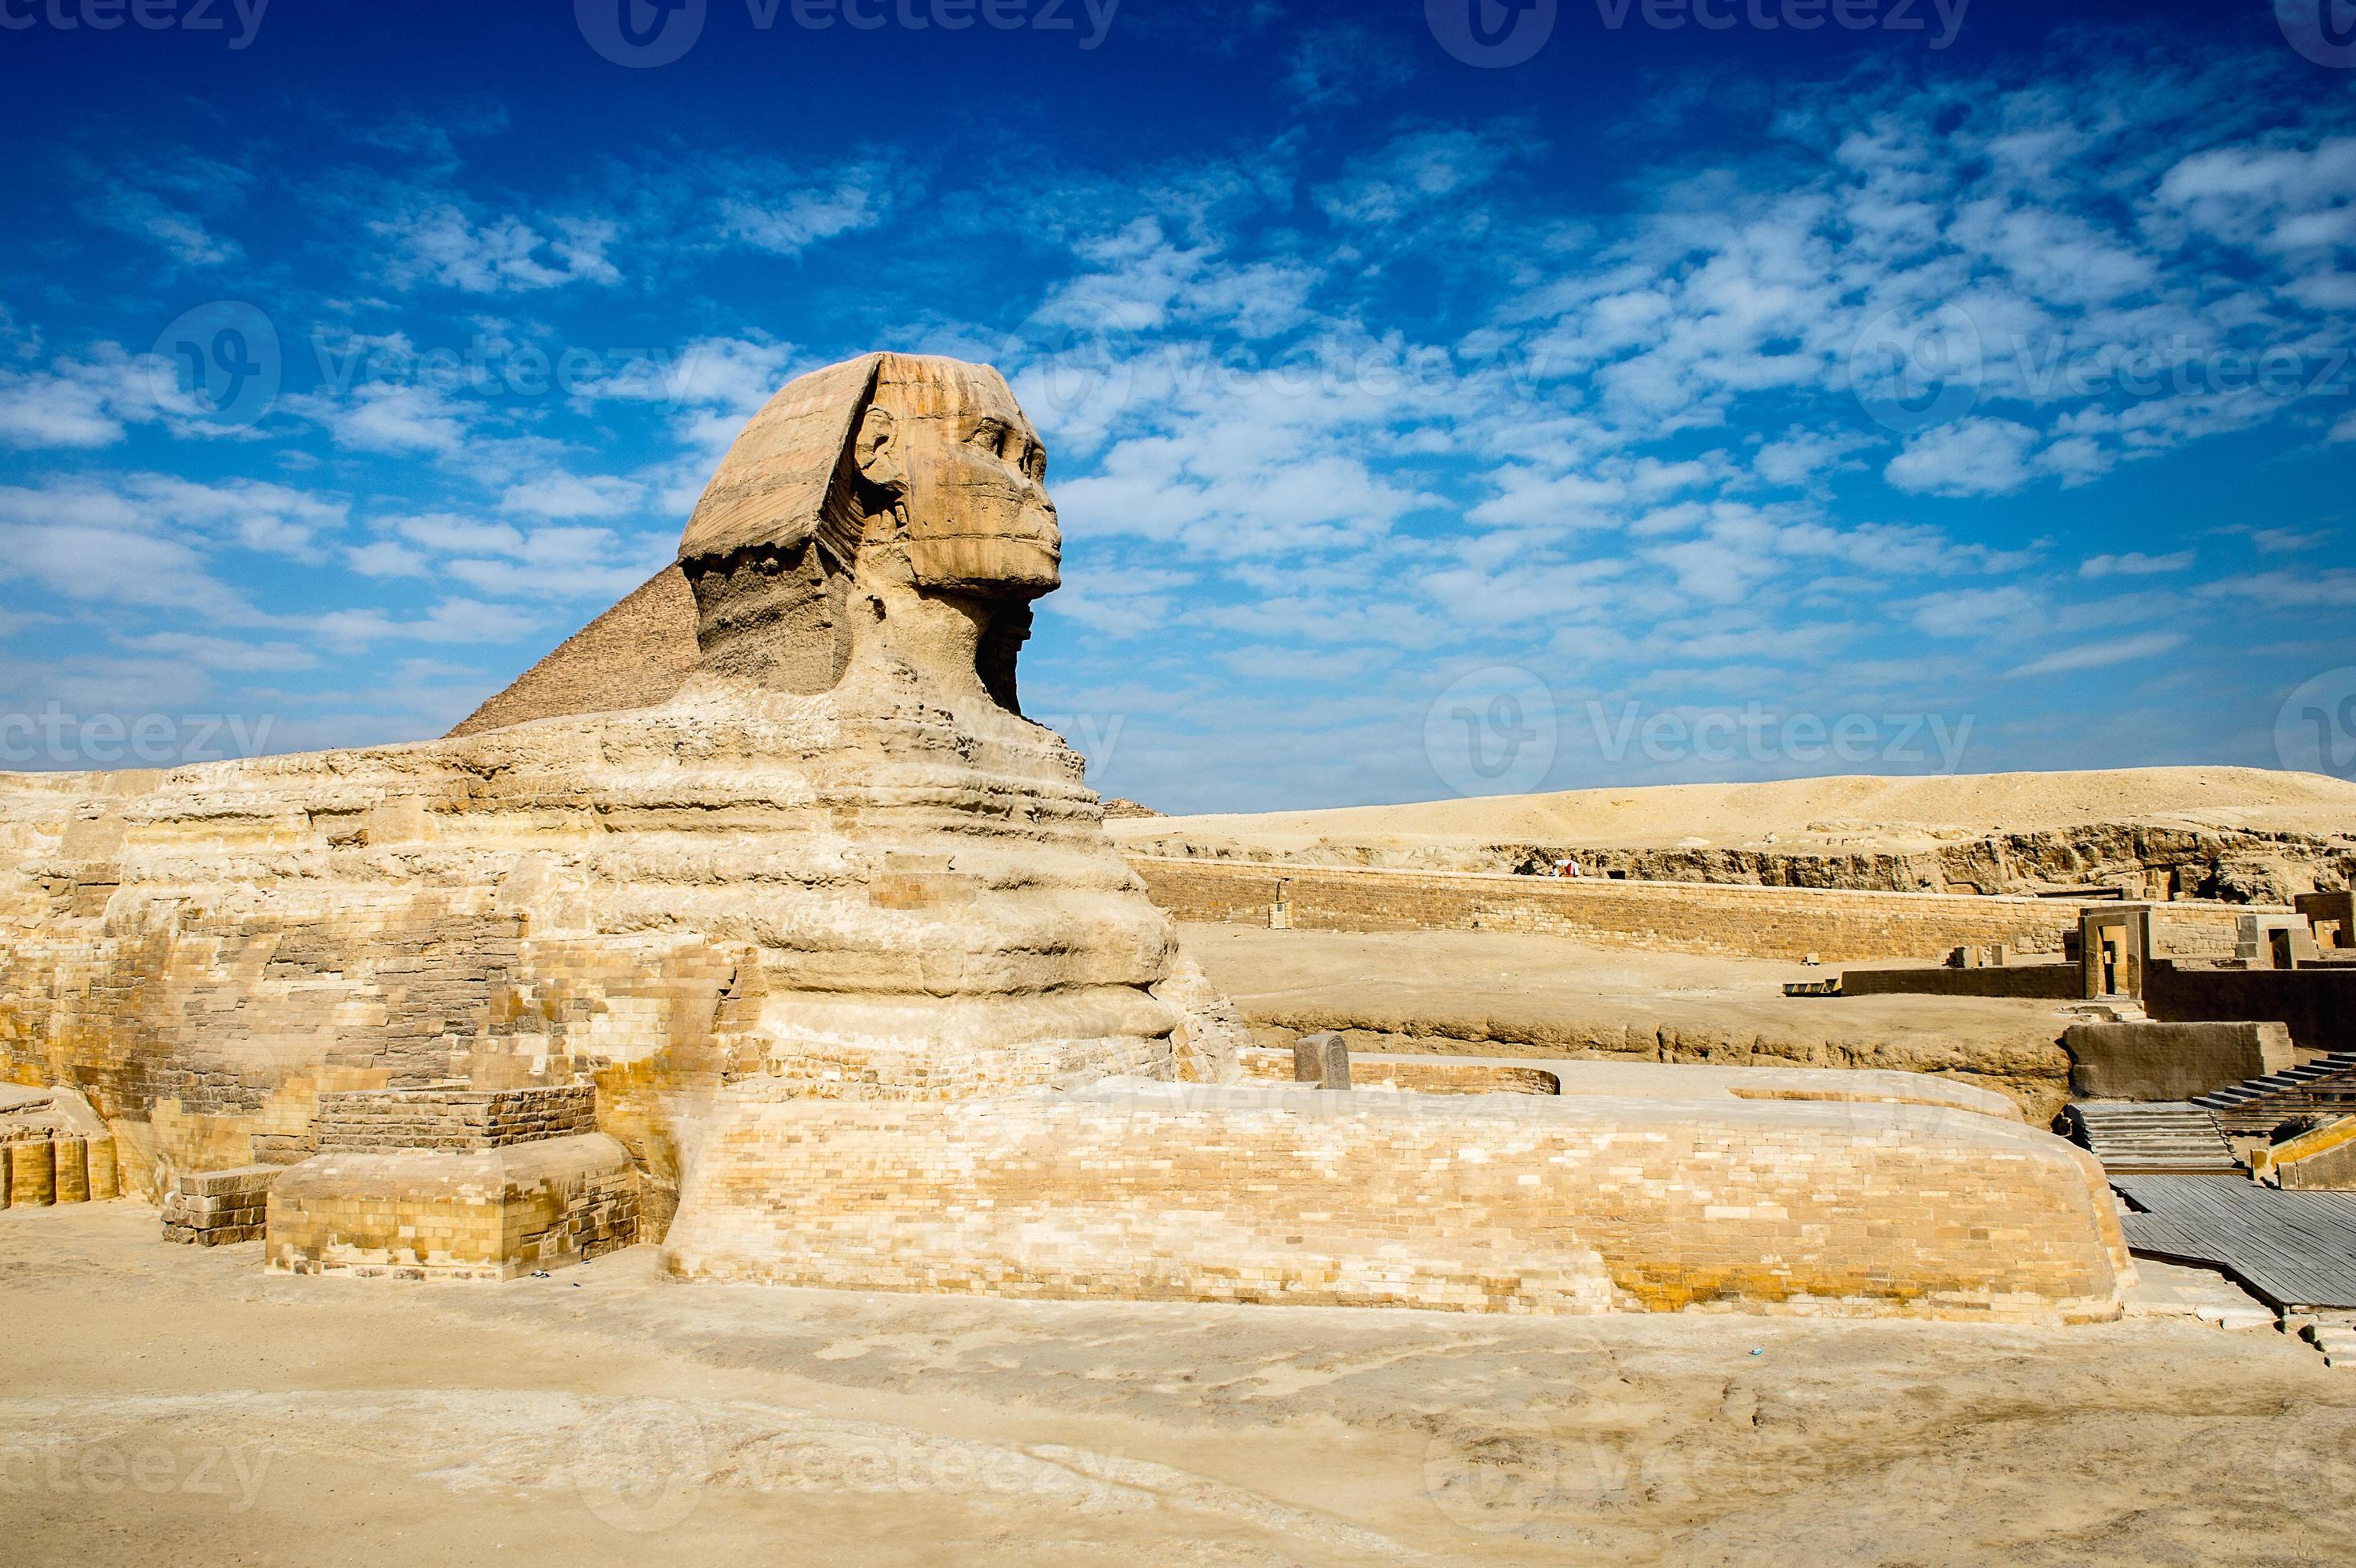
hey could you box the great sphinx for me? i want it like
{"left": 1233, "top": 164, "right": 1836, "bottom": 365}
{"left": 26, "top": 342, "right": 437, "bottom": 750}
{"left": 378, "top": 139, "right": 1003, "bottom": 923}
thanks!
{"left": 0, "top": 354, "right": 2133, "bottom": 1319}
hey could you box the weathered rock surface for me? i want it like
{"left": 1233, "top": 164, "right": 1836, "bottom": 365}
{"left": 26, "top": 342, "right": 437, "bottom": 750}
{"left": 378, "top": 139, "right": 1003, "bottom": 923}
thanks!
{"left": 0, "top": 352, "right": 2133, "bottom": 1319}
{"left": 0, "top": 354, "right": 1202, "bottom": 1228}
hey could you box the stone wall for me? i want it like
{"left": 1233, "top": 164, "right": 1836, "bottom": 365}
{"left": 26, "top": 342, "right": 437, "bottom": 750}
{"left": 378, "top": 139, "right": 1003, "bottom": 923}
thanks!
{"left": 160, "top": 1165, "right": 281, "bottom": 1246}
{"left": 2145, "top": 962, "right": 2356, "bottom": 1055}
{"left": 266, "top": 1133, "right": 640, "bottom": 1281}
{"left": 311, "top": 1084, "right": 598, "bottom": 1153}
{"left": 660, "top": 1079, "right": 2130, "bottom": 1324}
{"left": 1840, "top": 963, "right": 2083, "bottom": 1000}
{"left": 2063, "top": 1022, "right": 2294, "bottom": 1102}
{"left": 1235, "top": 1046, "right": 1559, "bottom": 1095}
{"left": 1128, "top": 856, "right": 2259, "bottom": 963}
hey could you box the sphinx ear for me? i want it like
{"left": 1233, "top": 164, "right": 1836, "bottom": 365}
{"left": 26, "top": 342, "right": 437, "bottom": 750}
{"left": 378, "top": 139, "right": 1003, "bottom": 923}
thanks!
{"left": 852, "top": 405, "right": 903, "bottom": 490}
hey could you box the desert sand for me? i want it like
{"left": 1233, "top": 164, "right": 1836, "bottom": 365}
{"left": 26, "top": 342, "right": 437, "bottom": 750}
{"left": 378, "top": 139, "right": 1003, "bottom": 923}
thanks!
{"left": 1112, "top": 766, "right": 2356, "bottom": 858}
{"left": 5, "top": 1201, "right": 2354, "bottom": 1566}
{"left": 1178, "top": 922, "right": 2079, "bottom": 1117}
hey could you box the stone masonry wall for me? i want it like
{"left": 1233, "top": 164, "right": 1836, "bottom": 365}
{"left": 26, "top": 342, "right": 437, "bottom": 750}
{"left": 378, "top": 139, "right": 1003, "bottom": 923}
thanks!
{"left": 310, "top": 1084, "right": 598, "bottom": 1153}
{"left": 660, "top": 1082, "right": 2130, "bottom": 1324}
{"left": 1128, "top": 856, "right": 2259, "bottom": 963}
{"left": 266, "top": 1134, "right": 640, "bottom": 1281}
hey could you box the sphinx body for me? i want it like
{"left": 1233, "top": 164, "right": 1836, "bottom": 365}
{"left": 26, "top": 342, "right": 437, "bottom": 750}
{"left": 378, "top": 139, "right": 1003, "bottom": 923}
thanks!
{"left": 0, "top": 354, "right": 2130, "bottom": 1319}
{"left": 0, "top": 354, "right": 1234, "bottom": 1232}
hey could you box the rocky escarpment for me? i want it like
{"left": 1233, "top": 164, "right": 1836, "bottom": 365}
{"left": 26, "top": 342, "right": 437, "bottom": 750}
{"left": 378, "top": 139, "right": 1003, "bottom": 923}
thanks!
{"left": 1122, "top": 821, "right": 2354, "bottom": 903}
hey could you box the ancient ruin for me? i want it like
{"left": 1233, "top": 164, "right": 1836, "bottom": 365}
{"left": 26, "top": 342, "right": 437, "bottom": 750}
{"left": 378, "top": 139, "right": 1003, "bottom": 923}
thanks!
{"left": 0, "top": 353, "right": 2141, "bottom": 1318}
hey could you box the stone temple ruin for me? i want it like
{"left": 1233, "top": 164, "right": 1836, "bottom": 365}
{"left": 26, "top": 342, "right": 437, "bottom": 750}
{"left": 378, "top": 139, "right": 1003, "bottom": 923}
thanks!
{"left": 0, "top": 353, "right": 2135, "bottom": 1319}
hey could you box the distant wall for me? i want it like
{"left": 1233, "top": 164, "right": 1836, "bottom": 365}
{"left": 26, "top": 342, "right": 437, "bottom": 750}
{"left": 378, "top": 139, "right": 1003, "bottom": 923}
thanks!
{"left": 2146, "top": 963, "right": 2356, "bottom": 1056}
{"left": 1840, "top": 963, "right": 2082, "bottom": 1000}
{"left": 1127, "top": 856, "right": 2260, "bottom": 963}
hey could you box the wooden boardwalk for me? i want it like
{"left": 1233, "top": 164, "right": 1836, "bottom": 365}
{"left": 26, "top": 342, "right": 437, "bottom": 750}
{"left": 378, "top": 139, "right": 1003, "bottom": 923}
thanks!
{"left": 2112, "top": 1174, "right": 2356, "bottom": 1311}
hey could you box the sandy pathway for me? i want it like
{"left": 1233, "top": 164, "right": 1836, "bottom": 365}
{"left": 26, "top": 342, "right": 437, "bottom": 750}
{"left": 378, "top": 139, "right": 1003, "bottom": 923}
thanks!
{"left": 6, "top": 1202, "right": 2356, "bottom": 1565}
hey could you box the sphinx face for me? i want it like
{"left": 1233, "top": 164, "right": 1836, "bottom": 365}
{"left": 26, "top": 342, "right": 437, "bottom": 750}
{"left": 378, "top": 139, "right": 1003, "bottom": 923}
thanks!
{"left": 882, "top": 358, "right": 1062, "bottom": 600}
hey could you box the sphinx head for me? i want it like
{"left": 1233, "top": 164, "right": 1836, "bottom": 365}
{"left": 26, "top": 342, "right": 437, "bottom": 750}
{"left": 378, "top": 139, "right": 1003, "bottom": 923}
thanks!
{"left": 678, "top": 354, "right": 1061, "bottom": 708}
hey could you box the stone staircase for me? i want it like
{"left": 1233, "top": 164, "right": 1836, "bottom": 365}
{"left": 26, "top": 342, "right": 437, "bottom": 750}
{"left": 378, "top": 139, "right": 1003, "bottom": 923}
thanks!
{"left": 2194, "top": 1050, "right": 2356, "bottom": 1138}
{"left": 2059, "top": 1102, "right": 2239, "bottom": 1174}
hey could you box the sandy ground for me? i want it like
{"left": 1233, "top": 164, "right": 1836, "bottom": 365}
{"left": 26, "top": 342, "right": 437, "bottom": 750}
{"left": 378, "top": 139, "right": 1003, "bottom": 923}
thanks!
{"left": 5, "top": 1202, "right": 2356, "bottom": 1566}
{"left": 1180, "top": 923, "right": 2077, "bottom": 1114}
{"left": 1111, "top": 766, "right": 2356, "bottom": 859}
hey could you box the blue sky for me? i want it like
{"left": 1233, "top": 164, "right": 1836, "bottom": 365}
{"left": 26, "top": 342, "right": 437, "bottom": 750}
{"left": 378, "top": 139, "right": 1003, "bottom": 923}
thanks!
{"left": 2, "top": 0, "right": 2352, "bottom": 811}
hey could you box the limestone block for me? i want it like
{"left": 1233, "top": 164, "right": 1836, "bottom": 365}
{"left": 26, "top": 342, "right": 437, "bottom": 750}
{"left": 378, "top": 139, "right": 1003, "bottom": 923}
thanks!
{"left": 2066, "top": 1022, "right": 2296, "bottom": 1102}
{"left": 7, "top": 1139, "right": 54, "bottom": 1207}
{"left": 51, "top": 1138, "right": 88, "bottom": 1203}
{"left": 1291, "top": 1032, "right": 1350, "bottom": 1089}
{"left": 266, "top": 1133, "right": 639, "bottom": 1281}
{"left": 84, "top": 1137, "right": 118, "bottom": 1201}
{"left": 161, "top": 1164, "right": 285, "bottom": 1246}
{"left": 661, "top": 1080, "right": 2129, "bottom": 1324}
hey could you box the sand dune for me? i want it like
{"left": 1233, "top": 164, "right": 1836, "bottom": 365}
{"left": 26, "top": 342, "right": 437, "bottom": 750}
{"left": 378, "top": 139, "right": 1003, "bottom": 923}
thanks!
{"left": 1110, "top": 766, "right": 2356, "bottom": 858}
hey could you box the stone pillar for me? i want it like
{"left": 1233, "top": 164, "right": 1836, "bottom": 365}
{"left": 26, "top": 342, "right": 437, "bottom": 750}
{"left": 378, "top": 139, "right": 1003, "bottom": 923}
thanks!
{"left": 1292, "top": 1032, "right": 1350, "bottom": 1090}
{"left": 86, "top": 1137, "right": 118, "bottom": 1202}
{"left": 8, "top": 1139, "right": 56, "bottom": 1207}
{"left": 52, "top": 1138, "right": 89, "bottom": 1204}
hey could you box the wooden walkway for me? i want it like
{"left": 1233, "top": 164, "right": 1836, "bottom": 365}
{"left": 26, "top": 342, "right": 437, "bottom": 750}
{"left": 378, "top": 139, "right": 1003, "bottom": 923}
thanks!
{"left": 2112, "top": 1174, "right": 2356, "bottom": 1311}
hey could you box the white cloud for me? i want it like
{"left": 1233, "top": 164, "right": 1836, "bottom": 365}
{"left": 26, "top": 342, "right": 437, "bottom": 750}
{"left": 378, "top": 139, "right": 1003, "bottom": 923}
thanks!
{"left": 121, "top": 633, "right": 319, "bottom": 671}
{"left": 1314, "top": 128, "right": 1520, "bottom": 226}
{"left": 0, "top": 345, "right": 161, "bottom": 449}
{"left": 1885, "top": 418, "right": 2041, "bottom": 498}
{"left": 715, "top": 160, "right": 892, "bottom": 256}
{"left": 1910, "top": 586, "right": 2040, "bottom": 638}
{"left": 291, "top": 382, "right": 472, "bottom": 455}
{"left": 2081, "top": 550, "right": 2194, "bottom": 578}
{"left": 2008, "top": 632, "right": 2186, "bottom": 678}
{"left": 374, "top": 205, "right": 622, "bottom": 292}
{"left": 498, "top": 473, "right": 644, "bottom": 520}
